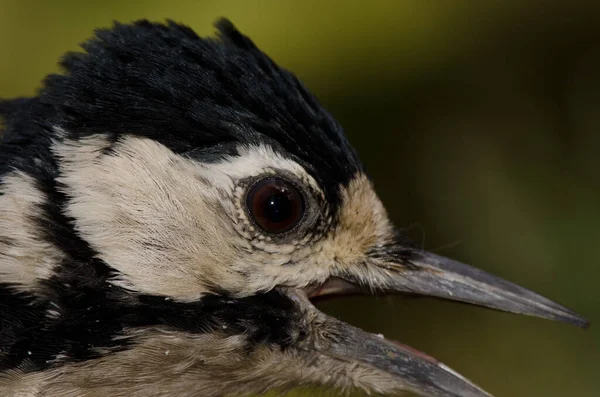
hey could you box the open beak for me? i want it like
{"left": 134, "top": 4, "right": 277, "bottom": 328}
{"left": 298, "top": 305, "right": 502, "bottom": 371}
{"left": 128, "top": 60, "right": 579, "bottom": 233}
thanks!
{"left": 296, "top": 249, "right": 589, "bottom": 397}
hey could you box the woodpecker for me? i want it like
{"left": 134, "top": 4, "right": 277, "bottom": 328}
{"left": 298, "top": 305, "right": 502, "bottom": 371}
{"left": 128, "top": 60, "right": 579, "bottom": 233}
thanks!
{"left": 0, "top": 19, "right": 589, "bottom": 397}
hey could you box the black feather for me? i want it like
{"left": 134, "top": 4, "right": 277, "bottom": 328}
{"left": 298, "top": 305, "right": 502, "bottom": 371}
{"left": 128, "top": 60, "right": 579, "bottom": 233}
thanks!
{"left": 1, "top": 275, "right": 302, "bottom": 372}
{"left": 34, "top": 18, "right": 362, "bottom": 206}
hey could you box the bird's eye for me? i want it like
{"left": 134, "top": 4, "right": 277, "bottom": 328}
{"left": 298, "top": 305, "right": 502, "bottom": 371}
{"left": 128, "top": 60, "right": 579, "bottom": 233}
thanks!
{"left": 246, "top": 177, "right": 305, "bottom": 234}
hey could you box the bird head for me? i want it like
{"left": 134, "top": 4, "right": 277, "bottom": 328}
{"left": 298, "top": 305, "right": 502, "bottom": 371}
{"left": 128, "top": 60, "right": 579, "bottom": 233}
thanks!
{"left": 0, "top": 19, "right": 589, "bottom": 397}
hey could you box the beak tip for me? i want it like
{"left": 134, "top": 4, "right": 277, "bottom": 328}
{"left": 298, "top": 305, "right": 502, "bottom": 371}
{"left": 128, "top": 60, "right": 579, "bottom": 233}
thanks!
{"left": 402, "top": 251, "right": 591, "bottom": 331}
{"left": 576, "top": 317, "right": 591, "bottom": 330}
{"left": 558, "top": 314, "right": 590, "bottom": 330}
{"left": 550, "top": 305, "right": 590, "bottom": 330}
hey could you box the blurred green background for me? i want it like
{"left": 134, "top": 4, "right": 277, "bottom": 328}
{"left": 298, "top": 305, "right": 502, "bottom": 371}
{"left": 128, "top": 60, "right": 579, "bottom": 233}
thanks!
{"left": 1, "top": 1, "right": 598, "bottom": 396}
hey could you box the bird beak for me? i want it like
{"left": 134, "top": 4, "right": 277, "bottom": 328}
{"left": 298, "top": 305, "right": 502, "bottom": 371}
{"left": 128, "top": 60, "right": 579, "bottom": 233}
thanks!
{"left": 298, "top": 248, "right": 589, "bottom": 397}
{"left": 314, "top": 249, "right": 589, "bottom": 328}
{"left": 378, "top": 249, "right": 589, "bottom": 328}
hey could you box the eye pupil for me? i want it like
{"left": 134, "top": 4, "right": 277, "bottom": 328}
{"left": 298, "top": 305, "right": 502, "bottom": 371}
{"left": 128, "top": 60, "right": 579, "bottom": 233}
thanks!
{"left": 263, "top": 193, "right": 293, "bottom": 224}
{"left": 246, "top": 178, "right": 304, "bottom": 234}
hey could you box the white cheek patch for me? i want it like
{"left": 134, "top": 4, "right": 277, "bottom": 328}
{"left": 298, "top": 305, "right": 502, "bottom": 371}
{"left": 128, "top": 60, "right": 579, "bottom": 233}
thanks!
{"left": 55, "top": 135, "right": 235, "bottom": 299}
{"left": 53, "top": 133, "right": 323, "bottom": 299}
{"left": 0, "top": 171, "right": 65, "bottom": 290}
{"left": 52, "top": 132, "right": 393, "bottom": 300}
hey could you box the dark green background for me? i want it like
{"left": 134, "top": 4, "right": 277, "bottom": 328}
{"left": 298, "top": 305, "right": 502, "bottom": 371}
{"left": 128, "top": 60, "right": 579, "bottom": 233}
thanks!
{"left": 1, "top": 1, "right": 598, "bottom": 396}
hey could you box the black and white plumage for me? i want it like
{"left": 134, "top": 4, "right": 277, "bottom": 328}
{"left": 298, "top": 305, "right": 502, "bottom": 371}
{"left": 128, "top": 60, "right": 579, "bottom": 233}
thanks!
{"left": 0, "top": 19, "right": 589, "bottom": 397}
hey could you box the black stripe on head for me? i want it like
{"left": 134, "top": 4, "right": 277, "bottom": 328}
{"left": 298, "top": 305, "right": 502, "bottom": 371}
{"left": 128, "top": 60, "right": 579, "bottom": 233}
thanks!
{"left": 0, "top": 285, "right": 45, "bottom": 370}
{"left": 38, "top": 19, "right": 363, "bottom": 207}
{"left": 1, "top": 264, "right": 302, "bottom": 373}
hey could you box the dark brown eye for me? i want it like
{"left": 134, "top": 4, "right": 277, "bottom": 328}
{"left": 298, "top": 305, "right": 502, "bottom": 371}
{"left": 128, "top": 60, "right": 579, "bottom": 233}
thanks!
{"left": 246, "top": 177, "right": 305, "bottom": 234}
